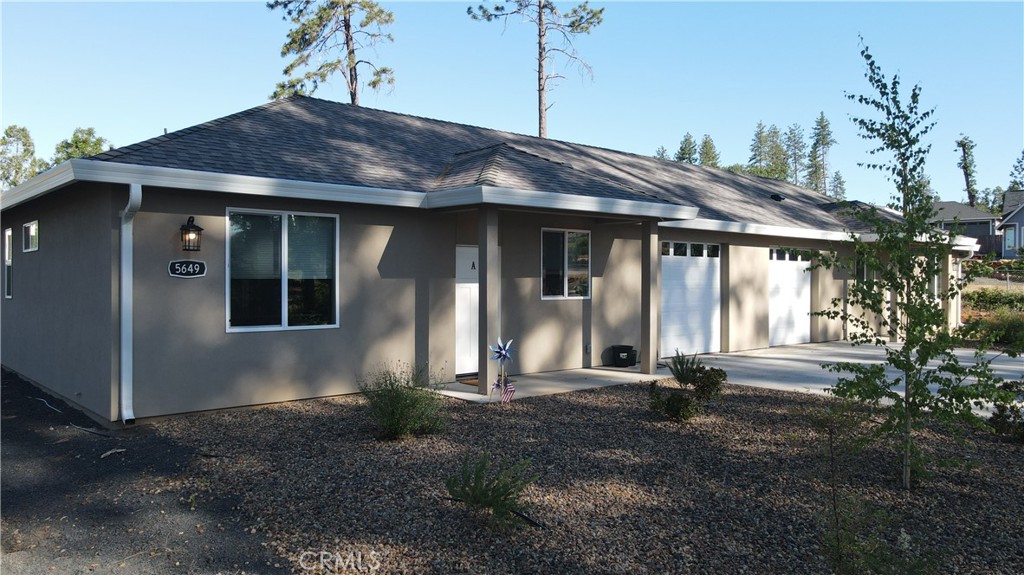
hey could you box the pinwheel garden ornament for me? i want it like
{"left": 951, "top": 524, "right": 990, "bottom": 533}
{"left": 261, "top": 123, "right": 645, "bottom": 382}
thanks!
{"left": 489, "top": 337, "right": 516, "bottom": 403}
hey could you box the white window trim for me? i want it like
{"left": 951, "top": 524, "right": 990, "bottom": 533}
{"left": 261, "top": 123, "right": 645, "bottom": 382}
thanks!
{"left": 225, "top": 207, "right": 341, "bottom": 333}
{"left": 22, "top": 221, "right": 38, "bottom": 252}
{"left": 1006, "top": 223, "right": 1018, "bottom": 252}
{"left": 541, "top": 228, "right": 591, "bottom": 300}
{"left": 4, "top": 228, "right": 12, "bottom": 299}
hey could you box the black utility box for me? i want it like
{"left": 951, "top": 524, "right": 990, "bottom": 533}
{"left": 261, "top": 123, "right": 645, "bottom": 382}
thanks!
{"left": 611, "top": 345, "right": 637, "bottom": 367}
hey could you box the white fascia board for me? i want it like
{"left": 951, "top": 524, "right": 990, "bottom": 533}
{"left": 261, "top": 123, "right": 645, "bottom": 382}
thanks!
{"left": 69, "top": 160, "right": 426, "bottom": 207}
{"left": 1, "top": 162, "right": 77, "bottom": 210}
{"left": 2, "top": 159, "right": 426, "bottom": 210}
{"left": 998, "top": 205, "right": 1023, "bottom": 227}
{"left": 426, "top": 185, "right": 699, "bottom": 220}
{"left": 659, "top": 217, "right": 859, "bottom": 242}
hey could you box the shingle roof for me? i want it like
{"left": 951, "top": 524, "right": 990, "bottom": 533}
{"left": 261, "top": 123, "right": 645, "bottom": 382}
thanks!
{"left": 932, "top": 201, "right": 999, "bottom": 222}
{"left": 1002, "top": 190, "right": 1024, "bottom": 216}
{"left": 93, "top": 95, "right": 853, "bottom": 232}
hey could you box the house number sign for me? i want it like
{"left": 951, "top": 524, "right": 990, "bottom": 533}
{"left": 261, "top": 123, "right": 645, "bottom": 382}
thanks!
{"left": 168, "top": 260, "right": 207, "bottom": 278}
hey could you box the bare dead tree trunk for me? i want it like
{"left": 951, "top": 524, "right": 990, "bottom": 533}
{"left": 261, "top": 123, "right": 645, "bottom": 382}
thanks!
{"left": 537, "top": 0, "right": 547, "bottom": 138}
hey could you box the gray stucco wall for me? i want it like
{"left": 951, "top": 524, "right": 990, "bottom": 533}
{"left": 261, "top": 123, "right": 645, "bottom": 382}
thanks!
{"left": 0, "top": 182, "right": 120, "bottom": 420}
{"left": 129, "top": 189, "right": 456, "bottom": 418}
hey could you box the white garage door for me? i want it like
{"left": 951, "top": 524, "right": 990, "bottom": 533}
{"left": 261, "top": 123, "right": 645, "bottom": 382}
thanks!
{"left": 660, "top": 242, "right": 721, "bottom": 357}
{"left": 768, "top": 248, "right": 811, "bottom": 346}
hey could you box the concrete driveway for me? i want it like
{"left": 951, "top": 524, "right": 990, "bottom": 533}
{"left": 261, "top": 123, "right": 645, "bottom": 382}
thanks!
{"left": 696, "top": 341, "right": 1023, "bottom": 398}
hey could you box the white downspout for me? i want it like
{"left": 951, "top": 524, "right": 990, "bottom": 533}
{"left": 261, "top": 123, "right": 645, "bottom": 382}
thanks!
{"left": 119, "top": 183, "right": 142, "bottom": 423}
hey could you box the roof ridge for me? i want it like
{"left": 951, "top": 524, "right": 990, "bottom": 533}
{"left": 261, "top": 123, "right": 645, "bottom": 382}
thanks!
{"left": 93, "top": 97, "right": 297, "bottom": 161}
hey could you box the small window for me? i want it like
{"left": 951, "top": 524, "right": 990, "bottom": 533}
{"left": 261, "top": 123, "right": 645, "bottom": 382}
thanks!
{"left": 690, "top": 243, "right": 705, "bottom": 257}
{"left": 22, "top": 221, "right": 38, "bottom": 252}
{"left": 673, "top": 242, "right": 687, "bottom": 257}
{"left": 1007, "top": 225, "right": 1018, "bottom": 251}
{"left": 4, "top": 228, "right": 12, "bottom": 298}
{"left": 661, "top": 241, "right": 671, "bottom": 256}
{"left": 542, "top": 229, "right": 590, "bottom": 299}
{"left": 707, "top": 244, "right": 720, "bottom": 258}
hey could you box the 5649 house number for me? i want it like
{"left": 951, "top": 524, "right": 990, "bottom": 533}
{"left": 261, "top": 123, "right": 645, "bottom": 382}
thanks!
{"left": 168, "top": 260, "right": 207, "bottom": 278}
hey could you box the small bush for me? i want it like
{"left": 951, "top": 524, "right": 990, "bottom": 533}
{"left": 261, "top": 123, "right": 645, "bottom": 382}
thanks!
{"left": 989, "top": 380, "right": 1024, "bottom": 443}
{"left": 359, "top": 362, "right": 445, "bottom": 440}
{"left": 667, "top": 350, "right": 703, "bottom": 385}
{"left": 649, "top": 383, "right": 698, "bottom": 421}
{"left": 963, "top": 288, "right": 1024, "bottom": 312}
{"left": 446, "top": 451, "right": 537, "bottom": 525}
{"left": 693, "top": 366, "right": 726, "bottom": 403}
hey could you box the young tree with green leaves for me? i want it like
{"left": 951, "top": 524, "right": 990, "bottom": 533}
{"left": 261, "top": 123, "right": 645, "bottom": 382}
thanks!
{"left": 812, "top": 40, "right": 1011, "bottom": 491}
{"left": 698, "top": 134, "right": 720, "bottom": 168}
{"left": 807, "top": 112, "right": 837, "bottom": 193}
{"left": 50, "top": 127, "right": 110, "bottom": 165}
{"left": 468, "top": 0, "right": 603, "bottom": 138}
{"left": 268, "top": 0, "right": 395, "bottom": 105}
{"left": 784, "top": 123, "right": 806, "bottom": 186}
{"left": 653, "top": 145, "right": 669, "bottom": 161}
{"left": 1, "top": 125, "right": 45, "bottom": 190}
{"left": 674, "top": 132, "right": 697, "bottom": 163}
{"left": 955, "top": 135, "right": 978, "bottom": 207}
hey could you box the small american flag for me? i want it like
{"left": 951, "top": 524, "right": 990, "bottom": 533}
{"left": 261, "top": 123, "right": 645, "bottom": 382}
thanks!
{"left": 500, "top": 380, "right": 516, "bottom": 403}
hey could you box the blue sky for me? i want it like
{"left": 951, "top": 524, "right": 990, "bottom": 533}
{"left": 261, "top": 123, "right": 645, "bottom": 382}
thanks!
{"left": 2, "top": 1, "right": 1022, "bottom": 208}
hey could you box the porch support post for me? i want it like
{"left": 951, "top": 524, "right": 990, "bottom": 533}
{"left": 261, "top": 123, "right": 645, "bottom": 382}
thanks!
{"left": 639, "top": 219, "right": 660, "bottom": 374}
{"left": 477, "top": 207, "right": 501, "bottom": 394}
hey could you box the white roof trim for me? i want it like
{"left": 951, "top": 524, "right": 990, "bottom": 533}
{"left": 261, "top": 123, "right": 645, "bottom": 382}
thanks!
{"left": 659, "top": 217, "right": 857, "bottom": 242}
{"left": 3, "top": 161, "right": 698, "bottom": 220}
{"left": 999, "top": 204, "right": 1023, "bottom": 227}
{"left": 426, "top": 186, "right": 699, "bottom": 219}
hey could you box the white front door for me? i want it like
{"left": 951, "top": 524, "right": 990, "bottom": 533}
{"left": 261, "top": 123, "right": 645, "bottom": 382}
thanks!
{"left": 455, "top": 246, "right": 479, "bottom": 376}
{"left": 660, "top": 241, "right": 722, "bottom": 357}
{"left": 768, "top": 248, "right": 812, "bottom": 346}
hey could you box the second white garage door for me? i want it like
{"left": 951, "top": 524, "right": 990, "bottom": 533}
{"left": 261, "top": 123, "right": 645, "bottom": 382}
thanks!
{"left": 660, "top": 242, "right": 721, "bottom": 357}
{"left": 768, "top": 248, "right": 812, "bottom": 346}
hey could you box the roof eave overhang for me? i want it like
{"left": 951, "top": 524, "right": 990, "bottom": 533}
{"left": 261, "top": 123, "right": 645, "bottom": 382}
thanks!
{"left": 659, "top": 217, "right": 858, "bottom": 242}
{"left": 426, "top": 185, "right": 698, "bottom": 220}
{"left": 3, "top": 162, "right": 699, "bottom": 221}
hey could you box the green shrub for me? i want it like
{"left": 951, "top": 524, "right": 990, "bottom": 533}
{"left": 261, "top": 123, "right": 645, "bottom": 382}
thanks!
{"left": 446, "top": 451, "right": 537, "bottom": 525}
{"left": 989, "top": 380, "right": 1024, "bottom": 443}
{"left": 963, "top": 288, "right": 1024, "bottom": 312}
{"left": 693, "top": 366, "right": 726, "bottom": 403}
{"left": 667, "top": 350, "right": 703, "bottom": 385}
{"left": 359, "top": 362, "right": 445, "bottom": 440}
{"left": 649, "top": 383, "right": 698, "bottom": 421}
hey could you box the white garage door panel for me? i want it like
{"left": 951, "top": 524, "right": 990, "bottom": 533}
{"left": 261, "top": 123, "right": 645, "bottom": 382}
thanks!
{"left": 661, "top": 248, "right": 721, "bottom": 356}
{"left": 769, "top": 258, "right": 811, "bottom": 346}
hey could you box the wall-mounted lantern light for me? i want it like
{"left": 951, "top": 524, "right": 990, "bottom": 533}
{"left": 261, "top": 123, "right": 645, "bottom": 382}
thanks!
{"left": 179, "top": 216, "right": 203, "bottom": 252}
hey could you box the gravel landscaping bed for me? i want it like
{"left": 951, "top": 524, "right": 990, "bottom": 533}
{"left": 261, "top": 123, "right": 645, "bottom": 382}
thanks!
{"left": 148, "top": 380, "right": 1024, "bottom": 574}
{"left": 4, "top": 367, "right": 1021, "bottom": 574}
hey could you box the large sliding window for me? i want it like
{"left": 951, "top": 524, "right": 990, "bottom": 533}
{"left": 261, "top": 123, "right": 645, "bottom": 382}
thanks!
{"left": 228, "top": 209, "right": 338, "bottom": 331}
{"left": 541, "top": 228, "right": 590, "bottom": 299}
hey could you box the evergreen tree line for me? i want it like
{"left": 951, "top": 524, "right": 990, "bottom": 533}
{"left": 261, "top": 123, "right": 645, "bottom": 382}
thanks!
{"left": 653, "top": 112, "right": 848, "bottom": 201}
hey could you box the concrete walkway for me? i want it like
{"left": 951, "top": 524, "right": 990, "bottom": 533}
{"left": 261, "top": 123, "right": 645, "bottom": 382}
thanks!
{"left": 439, "top": 341, "right": 1023, "bottom": 403}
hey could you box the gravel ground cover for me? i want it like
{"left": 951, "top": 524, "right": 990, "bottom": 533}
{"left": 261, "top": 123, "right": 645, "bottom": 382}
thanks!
{"left": 4, "top": 366, "right": 1019, "bottom": 572}
{"left": 150, "top": 380, "right": 1024, "bottom": 574}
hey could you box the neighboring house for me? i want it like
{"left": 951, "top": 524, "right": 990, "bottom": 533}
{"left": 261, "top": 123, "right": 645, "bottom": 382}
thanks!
{"left": 999, "top": 190, "right": 1024, "bottom": 259}
{"left": 932, "top": 201, "right": 1001, "bottom": 255}
{"left": 0, "top": 96, "right": 975, "bottom": 422}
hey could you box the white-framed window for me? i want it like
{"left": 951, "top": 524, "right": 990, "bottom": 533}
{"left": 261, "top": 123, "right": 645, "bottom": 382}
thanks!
{"left": 1006, "top": 224, "right": 1018, "bottom": 253}
{"left": 4, "top": 228, "right": 12, "bottom": 298}
{"left": 770, "top": 247, "right": 809, "bottom": 262}
{"left": 542, "top": 228, "right": 590, "bottom": 299}
{"left": 22, "top": 221, "right": 38, "bottom": 252}
{"left": 226, "top": 209, "right": 339, "bottom": 331}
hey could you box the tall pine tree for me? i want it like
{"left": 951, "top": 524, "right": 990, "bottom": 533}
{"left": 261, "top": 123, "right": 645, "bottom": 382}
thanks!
{"left": 955, "top": 135, "right": 978, "bottom": 207}
{"left": 674, "top": 133, "right": 698, "bottom": 163}
{"left": 806, "top": 112, "right": 836, "bottom": 193}
{"left": 784, "top": 123, "right": 806, "bottom": 185}
{"left": 698, "top": 134, "right": 720, "bottom": 168}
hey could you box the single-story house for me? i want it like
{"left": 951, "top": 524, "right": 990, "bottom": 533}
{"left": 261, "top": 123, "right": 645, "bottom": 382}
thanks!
{"left": 0, "top": 96, "right": 975, "bottom": 422}
{"left": 998, "top": 190, "right": 1023, "bottom": 258}
{"left": 932, "top": 201, "right": 1001, "bottom": 255}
